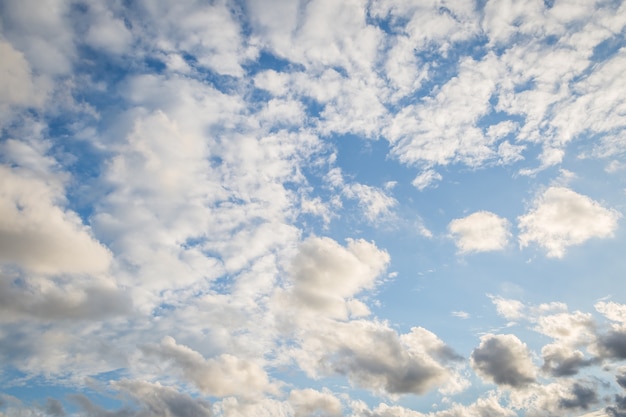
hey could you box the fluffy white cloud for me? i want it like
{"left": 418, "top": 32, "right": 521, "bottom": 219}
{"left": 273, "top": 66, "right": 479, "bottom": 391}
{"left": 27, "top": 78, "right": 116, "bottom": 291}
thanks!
{"left": 281, "top": 236, "right": 389, "bottom": 319}
{"left": 448, "top": 211, "right": 511, "bottom": 254}
{"left": 518, "top": 187, "right": 621, "bottom": 258}
{"left": 142, "top": 336, "right": 274, "bottom": 398}
{"left": 0, "top": 165, "right": 111, "bottom": 275}
{"left": 0, "top": 39, "right": 46, "bottom": 115}
{"left": 289, "top": 388, "right": 342, "bottom": 417}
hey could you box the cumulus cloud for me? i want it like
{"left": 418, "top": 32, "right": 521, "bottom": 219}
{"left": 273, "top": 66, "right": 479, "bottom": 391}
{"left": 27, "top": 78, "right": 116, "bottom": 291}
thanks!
{"left": 69, "top": 380, "right": 213, "bottom": 417}
{"left": 289, "top": 388, "right": 342, "bottom": 417}
{"left": 448, "top": 211, "right": 511, "bottom": 254}
{"left": 471, "top": 334, "right": 536, "bottom": 388}
{"left": 295, "top": 321, "right": 459, "bottom": 396}
{"left": 559, "top": 382, "right": 599, "bottom": 411}
{"left": 283, "top": 236, "right": 389, "bottom": 319}
{"left": 0, "top": 39, "right": 46, "bottom": 116}
{"left": 142, "top": 336, "right": 273, "bottom": 398}
{"left": 0, "top": 274, "right": 131, "bottom": 322}
{"left": 541, "top": 344, "right": 596, "bottom": 377}
{"left": 518, "top": 187, "right": 621, "bottom": 258}
{"left": 0, "top": 165, "right": 112, "bottom": 275}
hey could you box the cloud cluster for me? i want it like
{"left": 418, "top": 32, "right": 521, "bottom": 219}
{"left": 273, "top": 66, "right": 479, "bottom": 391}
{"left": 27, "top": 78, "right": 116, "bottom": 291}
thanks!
{"left": 0, "top": 0, "right": 625, "bottom": 416}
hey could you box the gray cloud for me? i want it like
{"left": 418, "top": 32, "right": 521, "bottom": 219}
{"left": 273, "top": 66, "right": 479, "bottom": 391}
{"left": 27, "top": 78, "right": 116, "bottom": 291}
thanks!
{"left": 70, "top": 380, "right": 212, "bottom": 417}
{"left": 141, "top": 336, "right": 273, "bottom": 397}
{"left": 471, "top": 334, "right": 536, "bottom": 388}
{"left": 617, "top": 368, "right": 626, "bottom": 390}
{"left": 541, "top": 344, "right": 597, "bottom": 377}
{"left": 606, "top": 395, "right": 626, "bottom": 417}
{"left": 559, "top": 382, "right": 598, "bottom": 410}
{"left": 598, "top": 330, "right": 626, "bottom": 360}
{"left": 0, "top": 273, "right": 132, "bottom": 322}
{"left": 296, "top": 322, "right": 458, "bottom": 396}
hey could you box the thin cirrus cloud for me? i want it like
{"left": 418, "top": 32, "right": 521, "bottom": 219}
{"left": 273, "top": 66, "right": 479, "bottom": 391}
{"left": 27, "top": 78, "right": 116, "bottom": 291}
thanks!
{"left": 1, "top": 0, "right": 626, "bottom": 416}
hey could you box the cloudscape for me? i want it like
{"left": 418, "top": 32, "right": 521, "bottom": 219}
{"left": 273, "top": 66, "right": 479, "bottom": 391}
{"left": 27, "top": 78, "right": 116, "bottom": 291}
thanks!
{"left": 1, "top": 0, "right": 626, "bottom": 416}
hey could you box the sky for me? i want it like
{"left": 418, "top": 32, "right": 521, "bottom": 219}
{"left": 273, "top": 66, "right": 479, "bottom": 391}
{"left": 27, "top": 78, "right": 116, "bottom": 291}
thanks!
{"left": 1, "top": 0, "right": 626, "bottom": 416}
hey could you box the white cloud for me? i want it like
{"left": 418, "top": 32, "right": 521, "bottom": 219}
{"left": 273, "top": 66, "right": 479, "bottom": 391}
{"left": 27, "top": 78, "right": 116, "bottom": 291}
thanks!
{"left": 84, "top": 4, "right": 133, "bottom": 55}
{"left": 448, "top": 211, "right": 511, "bottom": 254}
{"left": 451, "top": 311, "right": 470, "bottom": 319}
{"left": 595, "top": 301, "right": 626, "bottom": 326}
{"left": 142, "top": 336, "right": 274, "bottom": 398}
{"left": 412, "top": 169, "right": 442, "bottom": 191}
{"left": 0, "top": 165, "right": 111, "bottom": 275}
{"left": 0, "top": 39, "right": 46, "bottom": 112}
{"left": 344, "top": 183, "right": 397, "bottom": 221}
{"left": 518, "top": 187, "right": 621, "bottom": 258}
{"left": 489, "top": 296, "right": 526, "bottom": 321}
{"left": 289, "top": 388, "right": 342, "bottom": 417}
{"left": 326, "top": 168, "right": 397, "bottom": 222}
{"left": 135, "top": 0, "right": 255, "bottom": 76}
{"left": 281, "top": 236, "right": 389, "bottom": 319}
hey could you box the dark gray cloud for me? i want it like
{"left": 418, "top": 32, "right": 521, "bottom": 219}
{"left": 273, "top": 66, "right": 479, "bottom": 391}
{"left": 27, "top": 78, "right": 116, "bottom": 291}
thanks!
{"left": 599, "top": 330, "right": 626, "bottom": 359}
{"left": 309, "top": 324, "right": 456, "bottom": 395}
{"left": 606, "top": 394, "right": 626, "bottom": 417}
{"left": 44, "top": 398, "right": 66, "bottom": 417}
{"left": 559, "top": 382, "right": 598, "bottom": 410}
{"left": 617, "top": 369, "right": 626, "bottom": 389}
{"left": 541, "top": 345, "right": 597, "bottom": 377}
{"left": 471, "top": 334, "right": 536, "bottom": 388}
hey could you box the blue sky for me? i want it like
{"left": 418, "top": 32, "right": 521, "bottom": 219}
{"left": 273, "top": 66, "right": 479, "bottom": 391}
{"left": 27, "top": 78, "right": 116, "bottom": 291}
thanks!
{"left": 1, "top": 0, "right": 626, "bottom": 416}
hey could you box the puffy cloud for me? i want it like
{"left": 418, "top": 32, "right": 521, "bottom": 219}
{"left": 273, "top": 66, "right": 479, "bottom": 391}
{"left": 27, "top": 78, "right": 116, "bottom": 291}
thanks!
{"left": 518, "top": 187, "right": 621, "bottom": 258}
{"left": 283, "top": 236, "right": 389, "bottom": 319}
{"left": 83, "top": 3, "right": 133, "bottom": 55}
{"left": 0, "top": 39, "right": 47, "bottom": 116}
{"left": 132, "top": 0, "right": 254, "bottom": 76}
{"left": 541, "top": 344, "right": 596, "bottom": 377}
{"left": 288, "top": 388, "right": 342, "bottom": 417}
{"left": 0, "top": 165, "right": 112, "bottom": 275}
{"left": 349, "top": 394, "right": 515, "bottom": 417}
{"left": 0, "top": 0, "right": 75, "bottom": 75}
{"left": 559, "top": 382, "right": 599, "bottom": 411}
{"left": 0, "top": 274, "right": 131, "bottom": 322}
{"left": 471, "top": 334, "right": 537, "bottom": 388}
{"left": 69, "top": 380, "right": 213, "bottom": 417}
{"left": 534, "top": 311, "right": 597, "bottom": 347}
{"left": 216, "top": 397, "right": 291, "bottom": 417}
{"left": 142, "top": 336, "right": 273, "bottom": 398}
{"left": 448, "top": 211, "right": 511, "bottom": 254}
{"left": 294, "top": 320, "right": 458, "bottom": 396}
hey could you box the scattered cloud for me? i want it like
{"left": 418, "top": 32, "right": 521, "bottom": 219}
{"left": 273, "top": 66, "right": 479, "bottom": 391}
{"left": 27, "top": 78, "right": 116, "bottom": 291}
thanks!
{"left": 448, "top": 211, "right": 511, "bottom": 254}
{"left": 471, "top": 334, "right": 536, "bottom": 388}
{"left": 1, "top": 0, "right": 626, "bottom": 416}
{"left": 518, "top": 187, "right": 621, "bottom": 258}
